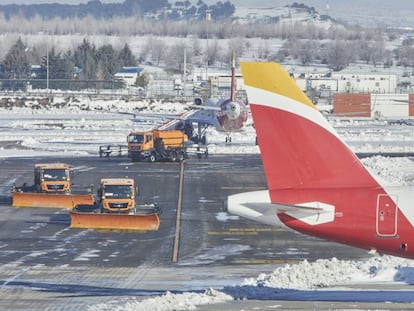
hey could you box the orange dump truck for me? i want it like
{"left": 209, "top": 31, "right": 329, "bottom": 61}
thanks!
{"left": 70, "top": 178, "right": 160, "bottom": 231}
{"left": 12, "top": 163, "right": 94, "bottom": 209}
{"left": 127, "top": 130, "right": 188, "bottom": 162}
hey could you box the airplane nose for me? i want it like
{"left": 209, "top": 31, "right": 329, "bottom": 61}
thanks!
{"left": 225, "top": 102, "right": 240, "bottom": 120}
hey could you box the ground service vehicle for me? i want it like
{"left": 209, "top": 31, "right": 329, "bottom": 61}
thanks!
{"left": 98, "top": 178, "right": 136, "bottom": 214}
{"left": 12, "top": 163, "right": 94, "bottom": 209}
{"left": 34, "top": 163, "right": 71, "bottom": 193}
{"left": 70, "top": 178, "right": 160, "bottom": 231}
{"left": 128, "top": 130, "right": 188, "bottom": 162}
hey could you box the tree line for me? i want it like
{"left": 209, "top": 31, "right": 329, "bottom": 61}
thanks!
{"left": 1, "top": 30, "right": 413, "bottom": 91}
{"left": 1, "top": 38, "right": 137, "bottom": 85}
{"left": 1, "top": 4, "right": 414, "bottom": 85}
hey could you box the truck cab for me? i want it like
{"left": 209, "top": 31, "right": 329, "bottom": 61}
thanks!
{"left": 128, "top": 131, "right": 154, "bottom": 157}
{"left": 98, "top": 178, "right": 137, "bottom": 214}
{"left": 34, "top": 163, "right": 71, "bottom": 193}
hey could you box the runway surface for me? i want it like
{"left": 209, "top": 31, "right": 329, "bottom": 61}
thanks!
{"left": 0, "top": 154, "right": 409, "bottom": 310}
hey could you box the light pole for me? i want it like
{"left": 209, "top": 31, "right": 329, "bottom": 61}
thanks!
{"left": 46, "top": 41, "right": 49, "bottom": 93}
{"left": 205, "top": 9, "right": 211, "bottom": 82}
{"left": 183, "top": 46, "right": 187, "bottom": 96}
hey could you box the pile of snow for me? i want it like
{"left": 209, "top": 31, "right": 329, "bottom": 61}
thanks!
{"left": 88, "top": 288, "right": 233, "bottom": 311}
{"left": 88, "top": 254, "right": 414, "bottom": 310}
{"left": 362, "top": 156, "right": 414, "bottom": 185}
{"left": 241, "top": 254, "right": 414, "bottom": 290}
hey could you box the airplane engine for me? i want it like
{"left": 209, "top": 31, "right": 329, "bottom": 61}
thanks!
{"left": 194, "top": 97, "right": 203, "bottom": 106}
{"left": 217, "top": 99, "right": 248, "bottom": 131}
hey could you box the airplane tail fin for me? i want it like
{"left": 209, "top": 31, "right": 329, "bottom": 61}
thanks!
{"left": 240, "top": 62, "right": 380, "bottom": 203}
{"left": 230, "top": 50, "right": 236, "bottom": 102}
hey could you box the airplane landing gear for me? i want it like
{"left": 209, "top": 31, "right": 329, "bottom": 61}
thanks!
{"left": 225, "top": 135, "right": 232, "bottom": 143}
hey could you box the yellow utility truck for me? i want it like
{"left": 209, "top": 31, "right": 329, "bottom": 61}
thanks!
{"left": 127, "top": 130, "right": 188, "bottom": 162}
{"left": 97, "top": 178, "right": 137, "bottom": 214}
{"left": 70, "top": 178, "right": 160, "bottom": 231}
{"left": 34, "top": 163, "right": 71, "bottom": 193}
{"left": 12, "top": 163, "right": 94, "bottom": 209}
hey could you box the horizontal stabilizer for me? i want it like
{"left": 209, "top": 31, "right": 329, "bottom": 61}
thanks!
{"left": 228, "top": 190, "right": 335, "bottom": 227}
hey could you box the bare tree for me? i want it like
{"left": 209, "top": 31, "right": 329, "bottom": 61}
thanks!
{"left": 191, "top": 36, "right": 202, "bottom": 56}
{"left": 257, "top": 40, "right": 270, "bottom": 59}
{"left": 146, "top": 37, "right": 167, "bottom": 66}
{"left": 370, "top": 40, "right": 386, "bottom": 67}
{"left": 165, "top": 42, "right": 193, "bottom": 73}
{"left": 324, "top": 40, "right": 353, "bottom": 71}
{"left": 206, "top": 38, "right": 219, "bottom": 66}
{"left": 357, "top": 39, "right": 371, "bottom": 64}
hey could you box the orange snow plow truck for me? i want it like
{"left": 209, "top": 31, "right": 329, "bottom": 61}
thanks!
{"left": 70, "top": 178, "right": 160, "bottom": 231}
{"left": 12, "top": 163, "right": 94, "bottom": 209}
{"left": 127, "top": 130, "right": 188, "bottom": 162}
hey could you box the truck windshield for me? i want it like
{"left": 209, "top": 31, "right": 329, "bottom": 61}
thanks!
{"left": 103, "top": 185, "right": 133, "bottom": 199}
{"left": 42, "top": 169, "right": 68, "bottom": 181}
{"left": 128, "top": 134, "right": 144, "bottom": 143}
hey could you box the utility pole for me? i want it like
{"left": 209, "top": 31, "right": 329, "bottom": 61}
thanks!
{"left": 205, "top": 9, "right": 211, "bottom": 82}
{"left": 183, "top": 47, "right": 187, "bottom": 96}
{"left": 46, "top": 40, "right": 49, "bottom": 93}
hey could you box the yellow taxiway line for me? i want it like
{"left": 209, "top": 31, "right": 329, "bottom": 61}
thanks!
{"left": 172, "top": 161, "right": 185, "bottom": 263}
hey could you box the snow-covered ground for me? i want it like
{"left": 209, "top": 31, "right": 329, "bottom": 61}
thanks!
{"left": 2, "top": 96, "right": 414, "bottom": 310}
{"left": 88, "top": 254, "right": 414, "bottom": 311}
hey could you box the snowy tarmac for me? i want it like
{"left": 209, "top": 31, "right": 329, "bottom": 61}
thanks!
{"left": 1, "top": 101, "right": 414, "bottom": 310}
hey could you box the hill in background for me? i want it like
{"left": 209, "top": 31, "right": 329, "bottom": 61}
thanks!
{"left": 0, "top": 0, "right": 235, "bottom": 21}
{"left": 226, "top": 0, "right": 414, "bottom": 28}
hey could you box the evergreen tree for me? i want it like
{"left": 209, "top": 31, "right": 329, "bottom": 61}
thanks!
{"left": 3, "top": 38, "right": 29, "bottom": 79}
{"left": 118, "top": 43, "right": 137, "bottom": 68}
{"left": 41, "top": 48, "right": 74, "bottom": 79}
{"left": 73, "top": 39, "right": 97, "bottom": 80}
{"left": 97, "top": 44, "right": 118, "bottom": 80}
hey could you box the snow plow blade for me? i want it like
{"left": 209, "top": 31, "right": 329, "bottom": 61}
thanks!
{"left": 12, "top": 192, "right": 94, "bottom": 209}
{"left": 69, "top": 211, "right": 160, "bottom": 231}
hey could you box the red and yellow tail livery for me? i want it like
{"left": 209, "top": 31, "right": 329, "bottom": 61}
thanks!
{"left": 228, "top": 62, "right": 414, "bottom": 259}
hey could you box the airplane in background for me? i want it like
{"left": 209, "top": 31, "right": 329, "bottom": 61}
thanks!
{"left": 228, "top": 61, "right": 414, "bottom": 259}
{"left": 131, "top": 52, "right": 249, "bottom": 144}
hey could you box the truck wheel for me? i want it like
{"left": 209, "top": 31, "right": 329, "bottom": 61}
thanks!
{"left": 171, "top": 151, "right": 177, "bottom": 162}
{"left": 178, "top": 152, "right": 185, "bottom": 162}
{"left": 149, "top": 154, "right": 156, "bottom": 162}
